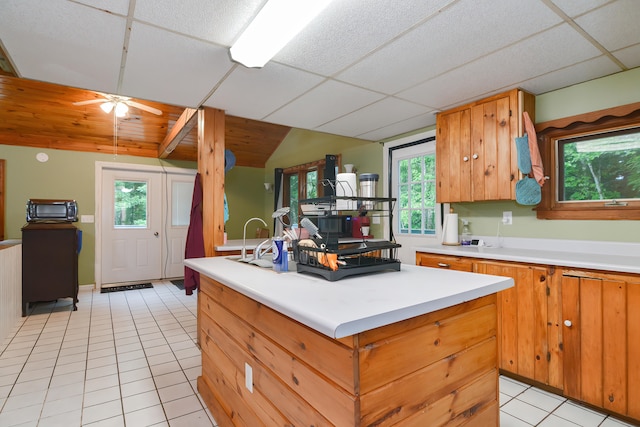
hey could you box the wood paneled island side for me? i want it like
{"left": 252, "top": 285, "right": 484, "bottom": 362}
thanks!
{"left": 184, "top": 257, "right": 513, "bottom": 426}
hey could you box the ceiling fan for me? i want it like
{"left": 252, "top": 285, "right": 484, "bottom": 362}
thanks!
{"left": 72, "top": 93, "right": 162, "bottom": 117}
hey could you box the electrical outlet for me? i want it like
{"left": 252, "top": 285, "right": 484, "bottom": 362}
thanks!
{"left": 371, "top": 214, "right": 381, "bottom": 224}
{"left": 80, "top": 215, "right": 94, "bottom": 223}
{"left": 502, "top": 211, "right": 513, "bottom": 225}
{"left": 245, "top": 363, "right": 253, "bottom": 393}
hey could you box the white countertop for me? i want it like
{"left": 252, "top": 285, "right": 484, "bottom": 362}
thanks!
{"left": 184, "top": 256, "right": 513, "bottom": 339}
{"left": 414, "top": 238, "right": 640, "bottom": 275}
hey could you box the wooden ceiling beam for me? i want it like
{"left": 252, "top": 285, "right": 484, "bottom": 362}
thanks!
{"left": 158, "top": 107, "right": 199, "bottom": 158}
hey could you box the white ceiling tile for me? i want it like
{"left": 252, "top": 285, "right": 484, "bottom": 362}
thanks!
{"left": 133, "top": 0, "right": 263, "bottom": 46}
{"left": 73, "top": 0, "right": 130, "bottom": 16}
{"left": 397, "top": 24, "right": 604, "bottom": 109}
{"left": 575, "top": 0, "right": 640, "bottom": 51}
{"left": 265, "top": 80, "right": 385, "bottom": 130}
{"left": 0, "top": 0, "right": 124, "bottom": 93}
{"left": 273, "top": 0, "right": 456, "bottom": 76}
{"left": 1, "top": 0, "right": 636, "bottom": 142}
{"left": 204, "top": 63, "right": 324, "bottom": 120}
{"left": 316, "top": 97, "right": 431, "bottom": 138}
{"left": 614, "top": 45, "right": 640, "bottom": 69}
{"left": 550, "top": 0, "right": 612, "bottom": 17}
{"left": 518, "top": 56, "right": 622, "bottom": 95}
{"left": 336, "top": 0, "right": 562, "bottom": 95}
{"left": 121, "top": 22, "right": 234, "bottom": 108}
{"left": 357, "top": 112, "right": 438, "bottom": 141}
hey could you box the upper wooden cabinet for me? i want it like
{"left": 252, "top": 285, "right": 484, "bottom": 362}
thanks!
{"left": 436, "top": 89, "right": 535, "bottom": 203}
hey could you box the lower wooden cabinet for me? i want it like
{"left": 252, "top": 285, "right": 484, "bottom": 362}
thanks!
{"left": 416, "top": 251, "right": 640, "bottom": 423}
{"left": 416, "top": 253, "right": 473, "bottom": 271}
{"left": 561, "top": 269, "right": 640, "bottom": 420}
{"left": 475, "top": 260, "right": 561, "bottom": 389}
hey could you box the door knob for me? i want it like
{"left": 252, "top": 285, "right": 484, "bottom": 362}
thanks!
{"left": 154, "top": 232, "right": 159, "bottom": 237}
{"left": 472, "top": 153, "right": 479, "bottom": 159}
{"left": 463, "top": 156, "right": 469, "bottom": 162}
{"left": 564, "top": 320, "right": 572, "bottom": 327}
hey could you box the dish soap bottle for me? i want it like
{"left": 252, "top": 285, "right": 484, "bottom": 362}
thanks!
{"left": 461, "top": 219, "right": 471, "bottom": 246}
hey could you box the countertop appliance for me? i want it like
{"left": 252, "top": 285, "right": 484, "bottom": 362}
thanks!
{"left": 26, "top": 199, "right": 78, "bottom": 223}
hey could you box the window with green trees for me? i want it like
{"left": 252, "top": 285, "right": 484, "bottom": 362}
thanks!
{"left": 559, "top": 127, "right": 640, "bottom": 202}
{"left": 114, "top": 180, "right": 148, "bottom": 227}
{"left": 397, "top": 154, "right": 436, "bottom": 234}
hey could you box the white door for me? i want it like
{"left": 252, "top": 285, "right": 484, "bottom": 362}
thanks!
{"left": 101, "top": 168, "right": 163, "bottom": 285}
{"left": 383, "top": 131, "right": 445, "bottom": 264}
{"left": 163, "top": 173, "right": 195, "bottom": 279}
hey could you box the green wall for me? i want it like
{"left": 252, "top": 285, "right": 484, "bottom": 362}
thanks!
{"left": 3, "top": 66, "right": 639, "bottom": 286}
{"left": 262, "top": 128, "right": 383, "bottom": 235}
{"left": 224, "top": 166, "right": 268, "bottom": 239}
{"left": 0, "top": 145, "right": 198, "bottom": 285}
{"left": 451, "top": 67, "right": 640, "bottom": 242}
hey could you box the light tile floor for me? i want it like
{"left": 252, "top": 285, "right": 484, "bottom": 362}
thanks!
{"left": 0, "top": 282, "right": 637, "bottom": 426}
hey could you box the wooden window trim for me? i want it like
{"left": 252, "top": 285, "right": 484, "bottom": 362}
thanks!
{"left": 282, "top": 156, "right": 341, "bottom": 218}
{"left": 535, "top": 102, "right": 640, "bottom": 220}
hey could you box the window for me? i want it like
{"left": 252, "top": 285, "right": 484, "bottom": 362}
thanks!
{"left": 558, "top": 128, "right": 640, "bottom": 202}
{"left": 114, "top": 180, "right": 148, "bottom": 227}
{"left": 397, "top": 153, "right": 437, "bottom": 234}
{"left": 283, "top": 157, "right": 336, "bottom": 226}
{"left": 537, "top": 103, "right": 640, "bottom": 219}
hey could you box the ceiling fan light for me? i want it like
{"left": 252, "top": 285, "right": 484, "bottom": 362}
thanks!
{"left": 230, "top": 0, "right": 333, "bottom": 68}
{"left": 100, "top": 101, "right": 115, "bottom": 114}
{"left": 115, "top": 102, "right": 128, "bottom": 117}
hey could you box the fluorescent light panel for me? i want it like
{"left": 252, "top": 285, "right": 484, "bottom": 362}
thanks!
{"left": 230, "top": 0, "right": 333, "bottom": 68}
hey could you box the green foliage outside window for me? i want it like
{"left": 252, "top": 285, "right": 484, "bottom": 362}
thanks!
{"left": 114, "top": 180, "right": 148, "bottom": 227}
{"left": 560, "top": 128, "right": 640, "bottom": 201}
{"left": 398, "top": 154, "right": 436, "bottom": 234}
{"left": 289, "top": 175, "right": 299, "bottom": 226}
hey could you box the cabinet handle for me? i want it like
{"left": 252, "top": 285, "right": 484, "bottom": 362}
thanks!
{"left": 564, "top": 320, "right": 572, "bottom": 327}
{"left": 437, "top": 263, "right": 451, "bottom": 268}
{"left": 472, "top": 153, "right": 479, "bottom": 159}
{"left": 463, "top": 156, "right": 469, "bottom": 162}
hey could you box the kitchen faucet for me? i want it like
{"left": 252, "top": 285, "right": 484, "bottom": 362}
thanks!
{"left": 253, "top": 238, "right": 272, "bottom": 260}
{"left": 241, "top": 217, "right": 268, "bottom": 261}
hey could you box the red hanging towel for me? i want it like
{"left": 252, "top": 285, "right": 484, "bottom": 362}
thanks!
{"left": 523, "top": 111, "right": 545, "bottom": 186}
{"left": 184, "top": 173, "right": 205, "bottom": 295}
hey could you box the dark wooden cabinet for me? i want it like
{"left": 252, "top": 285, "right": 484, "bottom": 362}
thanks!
{"left": 22, "top": 223, "right": 79, "bottom": 316}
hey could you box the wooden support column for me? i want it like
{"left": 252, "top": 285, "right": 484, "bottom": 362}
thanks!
{"left": 197, "top": 107, "right": 225, "bottom": 257}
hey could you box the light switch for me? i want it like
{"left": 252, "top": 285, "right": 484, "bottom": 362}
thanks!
{"left": 80, "top": 215, "right": 94, "bottom": 223}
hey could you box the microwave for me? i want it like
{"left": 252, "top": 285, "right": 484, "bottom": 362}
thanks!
{"left": 26, "top": 199, "right": 78, "bottom": 223}
{"left": 307, "top": 215, "right": 352, "bottom": 238}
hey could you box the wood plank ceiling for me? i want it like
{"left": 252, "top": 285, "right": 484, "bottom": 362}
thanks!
{"left": 0, "top": 73, "right": 290, "bottom": 167}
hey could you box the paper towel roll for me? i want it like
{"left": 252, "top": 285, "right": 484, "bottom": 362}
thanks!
{"left": 336, "top": 173, "right": 357, "bottom": 210}
{"left": 442, "top": 213, "right": 459, "bottom": 245}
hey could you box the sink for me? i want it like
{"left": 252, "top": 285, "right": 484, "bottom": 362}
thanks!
{"left": 248, "top": 258, "right": 273, "bottom": 268}
{"left": 227, "top": 255, "right": 272, "bottom": 268}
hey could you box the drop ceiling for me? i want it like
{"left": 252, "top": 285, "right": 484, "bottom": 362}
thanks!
{"left": 0, "top": 0, "right": 638, "bottom": 143}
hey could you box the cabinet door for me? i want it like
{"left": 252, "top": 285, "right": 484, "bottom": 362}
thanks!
{"left": 436, "top": 108, "right": 471, "bottom": 203}
{"left": 562, "top": 273, "right": 640, "bottom": 419}
{"left": 470, "top": 94, "right": 514, "bottom": 201}
{"left": 415, "top": 253, "right": 473, "bottom": 272}
{"left": 476, "top": 261, "right": 551, "bottom": 383}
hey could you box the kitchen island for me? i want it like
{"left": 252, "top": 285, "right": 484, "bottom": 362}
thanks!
{"left": 185, "top": 256, "right": 513, "bottom": 426}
